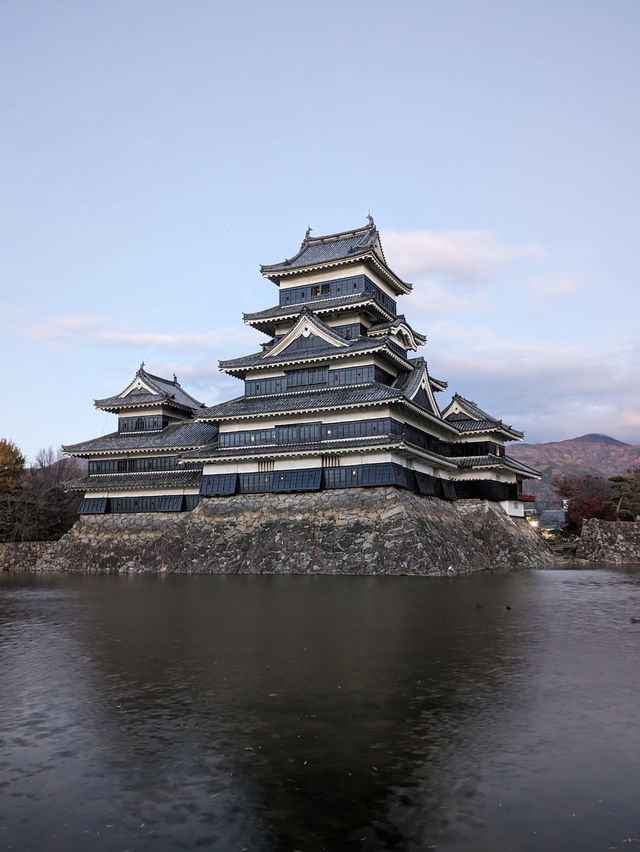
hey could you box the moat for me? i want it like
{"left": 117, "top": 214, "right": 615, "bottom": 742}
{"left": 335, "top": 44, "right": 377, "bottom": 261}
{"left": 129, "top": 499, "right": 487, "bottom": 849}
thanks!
{"left": 1, "top": 568, "right": 639, "bottom": 850}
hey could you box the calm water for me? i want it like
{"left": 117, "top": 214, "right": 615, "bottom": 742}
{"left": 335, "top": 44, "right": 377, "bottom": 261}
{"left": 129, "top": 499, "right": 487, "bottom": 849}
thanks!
{"left": 1, "top": 569, "right": 639, "bottom": 852}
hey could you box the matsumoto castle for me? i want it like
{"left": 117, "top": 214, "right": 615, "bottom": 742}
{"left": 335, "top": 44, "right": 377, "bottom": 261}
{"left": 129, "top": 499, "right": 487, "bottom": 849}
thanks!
{"left": 64, "top": 218, "right": 539, "bottom": 517}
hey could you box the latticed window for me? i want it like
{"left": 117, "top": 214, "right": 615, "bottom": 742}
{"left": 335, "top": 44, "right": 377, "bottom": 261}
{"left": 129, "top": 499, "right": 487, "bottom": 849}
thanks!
{"left": 322, "top": 454, "right": 340, "bottom": 468}
{"left": 258, "top": 459, "right": 275, "bottom": 472}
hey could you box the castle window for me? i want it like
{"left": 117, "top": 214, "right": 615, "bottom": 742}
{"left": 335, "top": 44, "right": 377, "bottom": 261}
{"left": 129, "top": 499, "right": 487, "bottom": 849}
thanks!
{"left": 311, "top": 285, "right": 320, "bottom": 297}
{"left": 135, "top": 417, "right": 145, "bottom": 430}
{"left": 321, "top": 283, "right": 330, "bottom": 295}
{"left": 258, "top": 459, "right": 274, "bottom": 473}
{"left": 322, "top": 454, "right": 340, "bottom": 468}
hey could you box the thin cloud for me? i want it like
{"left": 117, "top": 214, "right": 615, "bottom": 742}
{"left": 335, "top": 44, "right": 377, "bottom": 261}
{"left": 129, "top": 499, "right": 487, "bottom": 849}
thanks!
{"left": 25, "top": 316, "right": 255, "bottom": 352}
{"left": 383, "top": 229, "right": 545, "bottom": 284}
{"left": 524, "top": 274, "right": 579, "bottom": 310}
{"left": 425, "top": 323, "right": 640, "bottom": 442}
{"left": 27, "top": 315, "right": 102, "bottom": 342}
{"left": 409, "top": 280, "right": 488, "bottom": 317}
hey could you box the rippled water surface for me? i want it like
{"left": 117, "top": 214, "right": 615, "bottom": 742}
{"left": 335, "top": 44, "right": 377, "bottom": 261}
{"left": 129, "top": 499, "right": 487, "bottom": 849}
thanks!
{"left": 1, "top": 568, "right": 640, "bottom": 851}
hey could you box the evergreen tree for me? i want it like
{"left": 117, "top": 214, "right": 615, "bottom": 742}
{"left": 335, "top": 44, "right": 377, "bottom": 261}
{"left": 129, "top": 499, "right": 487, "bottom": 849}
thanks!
{"left": 610, "top": 469, "right": 640, "bottom": 521}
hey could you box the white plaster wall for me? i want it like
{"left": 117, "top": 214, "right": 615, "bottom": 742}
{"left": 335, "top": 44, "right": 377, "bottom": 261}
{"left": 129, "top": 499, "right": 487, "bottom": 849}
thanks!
{"left": 501, "top": 500, "right": 525, "bottom": 517}
{"left": 84, "top": 488, "right": 200, "bottom": 498}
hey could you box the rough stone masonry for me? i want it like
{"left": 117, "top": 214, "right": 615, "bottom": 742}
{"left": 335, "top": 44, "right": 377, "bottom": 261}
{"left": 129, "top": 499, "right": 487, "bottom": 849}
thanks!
{"left": 2, "top": 488, "right": 553, "bottom": 575}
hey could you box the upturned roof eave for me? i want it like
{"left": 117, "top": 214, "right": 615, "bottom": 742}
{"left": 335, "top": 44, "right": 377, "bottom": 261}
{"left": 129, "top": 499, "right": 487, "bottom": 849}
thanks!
{"left": 455, "top": 455, "right": 541, "bottom": 478}
{"left": 189, "top": 437, "right": 459, "bottom": 470}
{"left": 451, "top": 424, "right": 524, "bottom": 441}
{"left": 218, "top": 340, "right": 412, "bottom": 378}
{"left": 196, "top": 391, "right": 461, "bottom": 436}
{"left": 261, "top": 252, "right": 412, "bottom": 295}
{"left": 243, "top": 297, "right": 396, "bottom": 330}
{"left": 93, "top": 398, "right": 199, "bottom": 415}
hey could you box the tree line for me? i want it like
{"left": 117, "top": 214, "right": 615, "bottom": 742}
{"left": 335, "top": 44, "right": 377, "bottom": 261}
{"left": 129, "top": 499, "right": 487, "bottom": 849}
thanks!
{"left": 0, "top": 438, "right": 83, "bottom": 542}
{"left": 554, "top": 469, "right": 640, "bottom": 529}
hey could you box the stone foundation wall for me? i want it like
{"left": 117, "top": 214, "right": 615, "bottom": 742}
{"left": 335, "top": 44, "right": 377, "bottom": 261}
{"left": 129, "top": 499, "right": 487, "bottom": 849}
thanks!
{"left": 5, "top": 489, "right": 552, "bottom": 575}
{"left": 576, "top": 518, "right": 640, "bottom": 563}
{"left": 0, "top": 542, "right": 56, "bottom": 572}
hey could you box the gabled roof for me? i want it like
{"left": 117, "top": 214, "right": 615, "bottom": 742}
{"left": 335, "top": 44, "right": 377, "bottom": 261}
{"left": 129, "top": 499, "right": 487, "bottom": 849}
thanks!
{"left": 441, "top": 393, "right": 523, "bottom": 440}
{"left": 367, "top": 314, "right": 426, "bottom": 349}
{"left": 260, "top": 216, "right": 412, "bottom": 295}
{"left": 266, "top": 309, "right": 348, "bottom": 358}
{"left": 94, "top": 365, "right": 206, "bottom": 414}
{"left": 218, "top": 334, "right": 411, "bottom": 377}
{"left": 405, "top": 357, "right": 447, "bottom": 392}
{"left": 397, "top": 358, "right": 441, "bottom": 416}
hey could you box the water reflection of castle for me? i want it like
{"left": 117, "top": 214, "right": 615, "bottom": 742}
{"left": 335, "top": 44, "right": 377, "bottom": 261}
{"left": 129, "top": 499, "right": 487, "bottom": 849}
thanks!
{"left": 64, "top": 218, "right": 539, "bottom": 516}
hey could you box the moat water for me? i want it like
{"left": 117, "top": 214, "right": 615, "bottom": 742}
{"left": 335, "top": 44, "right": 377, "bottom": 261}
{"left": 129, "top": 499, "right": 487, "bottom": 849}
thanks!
{"left": 1, "top": 568, "right": 639, "bottom": 851}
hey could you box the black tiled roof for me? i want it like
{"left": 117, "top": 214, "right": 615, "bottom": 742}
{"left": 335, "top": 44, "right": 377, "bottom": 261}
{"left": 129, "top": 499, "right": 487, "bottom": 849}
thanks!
{"left": 449, "top": 419, "right": 505, "bottom": 432}
{"left": 188, "top": 434, "right": 405, "bottom": 459}
{"left": 220, "top": 336, "right": 408, "bottom": 373}
{"left": 442, "top": 393, "right": 523, "bottom": 439}
{"left": 367, "top": 315, "right": 427, "bottom": 346}
{"left": 398, "top": 358, "right": 425, "bottom": 398}
{"left": 260, "top": 218, "right": 411, "bottom": 293}
{"left": 95, "top": 367, "right": 205, "bottom": 413}
{"left": 198, "top": 382, "right": 459, "bottom": 431}
{"left": 199, "top": 384, "right": 403, "bottom": 420}
{"left": 63, "top": 421, "right": 218, "bottom": 455}
{"left": 455, "top": 454, "right": 540, "bottom": 476}
{"left": 261, "top": 221, "right": 381, "bottom": 274}
{"left": 243, "top": 294, "right": 394, "bottom": 325}
{"left": 66, "top": 469, "right": 202, "bottom": 491}
{"left": 446, "top": 394, "right": 498, "bottom": 423}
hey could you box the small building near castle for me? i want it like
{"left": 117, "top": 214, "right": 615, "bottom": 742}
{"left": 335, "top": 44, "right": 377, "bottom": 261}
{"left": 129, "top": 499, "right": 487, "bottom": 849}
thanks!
{"left": 64, "top": 217, "right": 539, "bottom": 516}
{"left": 63, "top": 367, "right": 217, "bottom": 514}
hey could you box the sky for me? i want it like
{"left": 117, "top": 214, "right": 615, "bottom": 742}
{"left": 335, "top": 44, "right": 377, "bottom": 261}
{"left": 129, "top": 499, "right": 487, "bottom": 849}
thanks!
{"left": 1, "top": 0, "right": 639, "bottom": 462}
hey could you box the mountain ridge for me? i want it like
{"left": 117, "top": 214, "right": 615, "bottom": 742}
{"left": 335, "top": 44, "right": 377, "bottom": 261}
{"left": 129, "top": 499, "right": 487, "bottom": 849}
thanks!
{"left": 508, "top": 433, "right": 640, "bottom": 508}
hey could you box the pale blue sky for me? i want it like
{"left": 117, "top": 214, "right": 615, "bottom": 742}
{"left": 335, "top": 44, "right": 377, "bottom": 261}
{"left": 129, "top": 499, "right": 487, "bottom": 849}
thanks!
{"left": 2, "top": 0, "right": 639, "bottom": 461}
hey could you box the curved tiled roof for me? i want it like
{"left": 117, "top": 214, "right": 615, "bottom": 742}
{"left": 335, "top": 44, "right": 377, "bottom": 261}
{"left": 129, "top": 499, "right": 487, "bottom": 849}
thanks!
{"left": 261, "top": 219, "right": 381, "bottom": 273}
{"left": 95, "top": 367, "right": 205, "bottom": 413}
{"left": 442, "top": 393, "right": 523, "bottom": 439}
{"left": 260, "top": 218, "right": 412, "bottom": 294}
{"left": 199, "top": 384, "right": 402, "bottom": 420}
{"left": 66, "top": 469, "right": 202, "bottom": 491}
{"left": 243, "top": 294, "right": 395, "bottom": 327}
{"left": 219, "top": 334, "right": 411, "bottom": 376}
{"left": 63, "top": 421, "right": 218, "bottom": 456}
{"left": 455, "top": 454, "right": 540, "bottom": 477}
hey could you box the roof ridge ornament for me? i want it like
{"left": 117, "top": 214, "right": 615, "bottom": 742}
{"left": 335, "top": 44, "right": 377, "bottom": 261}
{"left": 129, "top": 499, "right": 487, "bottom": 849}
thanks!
{"left": 304, "top": 225, "right": 312, "bottom": 240}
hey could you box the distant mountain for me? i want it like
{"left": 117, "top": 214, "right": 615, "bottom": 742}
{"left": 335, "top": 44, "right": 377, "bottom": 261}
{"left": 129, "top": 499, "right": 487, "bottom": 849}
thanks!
{"left": 566, "top": 433, "right": 629, "bottom": 446}
{"left": 509, "top": 434, "right": 640, "bottom": 508}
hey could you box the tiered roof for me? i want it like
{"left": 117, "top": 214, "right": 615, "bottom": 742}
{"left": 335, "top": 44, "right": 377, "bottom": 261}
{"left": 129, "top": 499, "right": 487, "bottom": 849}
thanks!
{"left": 243, "top": 292, "right": 396, "bottom": 335}
{"left": 66, "top": 469, "right": 203, "bottom": 493}
{"left": 63, "top": 421, "right": 218, "bottom": 457}
{"left": 94, "top": 365, "right": 205, "bottom": 414}
{"left": 442, "top": 394, "right": 523, "bottom": 440}
{"left": 199, "top": 359, "right": 454, "bottom": 426}
{"left": 260, "top": 216, "right": 412, "bottom": 295}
